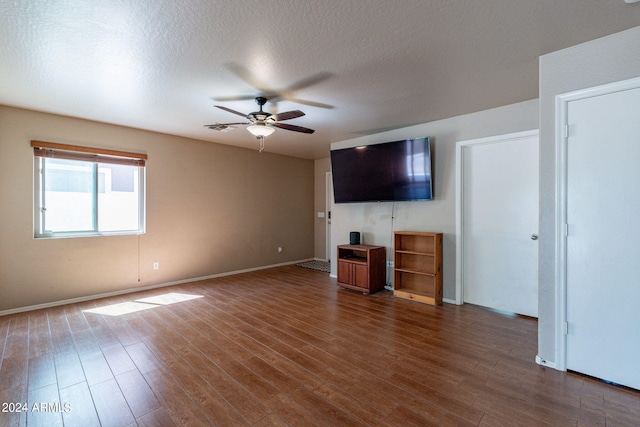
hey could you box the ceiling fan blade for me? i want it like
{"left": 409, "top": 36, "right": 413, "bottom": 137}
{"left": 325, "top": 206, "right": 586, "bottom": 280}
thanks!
{"left": 272, "top": 122, "right": 315, "bottom": 134}
{"left": 204, "top": 122, "right": 249, "bottom": 127}
{"left": 284, "top": 72, "right": 333, "bottom": 93}
{"left": 273, "top": 110, "right": 305, "bottom": 121}
{"left": 270, "top": 72, "right": 333, "bottom": 104}
{"left": 220, "top": 63, "right": 333, "bottom": 111}
{"left": 285, "top": 97, "right": 335, "bottom": 109}
{"left": 204, "top": 122, "right": 249, "bottom": 130}
{"left": 214, "top": 105, "right": 248, "bottom": 118}
{"left": 225, "top": 62, "right": 273, "bottom": 94}
{"left": 212, "top": 94, "right": 257, "bottom": 102}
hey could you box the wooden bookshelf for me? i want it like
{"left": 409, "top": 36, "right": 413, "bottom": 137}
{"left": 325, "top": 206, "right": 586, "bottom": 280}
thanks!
{"left": 393, "top": 231, "right": 443, "bottom": 305}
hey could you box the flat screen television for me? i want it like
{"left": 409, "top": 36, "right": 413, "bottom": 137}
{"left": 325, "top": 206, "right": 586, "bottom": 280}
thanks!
{"left": 330, "top": 137, "right": 433, "bottom": 203}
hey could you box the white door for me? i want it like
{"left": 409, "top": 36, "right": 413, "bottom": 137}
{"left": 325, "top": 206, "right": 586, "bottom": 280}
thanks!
{"left": 460, "top": 131, "right": 539, "bottom": 317}
{"left": 565, "top": 85, "right": 640, "bottom": 390}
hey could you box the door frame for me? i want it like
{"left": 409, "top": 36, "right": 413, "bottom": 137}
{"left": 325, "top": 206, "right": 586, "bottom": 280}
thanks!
{"left": 555, "top": 76, "right": 640, "bottom": 372}
{"left": 455, "top": 129, "right": 539, "bottom": 305}
{"left": 326, "top": 171, "right": 333, "bottom": 262}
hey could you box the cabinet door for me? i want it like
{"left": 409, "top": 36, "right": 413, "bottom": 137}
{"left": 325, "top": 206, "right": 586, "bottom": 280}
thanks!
{"left": 337, "top": 261, "right": 353, "bottom": 284}
{"left": 353, "top": 263, "right": 369, "bottom": 289}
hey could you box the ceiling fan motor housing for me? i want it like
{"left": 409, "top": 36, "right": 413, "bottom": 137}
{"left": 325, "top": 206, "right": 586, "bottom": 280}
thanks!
{"left": 248, "top": 97, "right": 274, "bottom": 123}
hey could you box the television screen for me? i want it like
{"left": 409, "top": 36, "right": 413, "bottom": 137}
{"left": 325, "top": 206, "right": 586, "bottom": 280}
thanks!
{"left": 330, "top": 137, "right": 432, "bottom": 203}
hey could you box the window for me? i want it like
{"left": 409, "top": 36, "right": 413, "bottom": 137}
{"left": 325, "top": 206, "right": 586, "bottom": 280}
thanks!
{"left": 32, "top": 141, "right": 146, "bottom": 238}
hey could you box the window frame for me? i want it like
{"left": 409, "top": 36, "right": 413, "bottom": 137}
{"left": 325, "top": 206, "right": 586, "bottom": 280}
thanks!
{"left": 32, "top": 140, "right": 147, "bottom": 239}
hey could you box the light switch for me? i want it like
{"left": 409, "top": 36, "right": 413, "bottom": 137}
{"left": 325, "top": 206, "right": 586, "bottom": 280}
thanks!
{"left": 317, "top": 212, "right": 325, "bottom": 218}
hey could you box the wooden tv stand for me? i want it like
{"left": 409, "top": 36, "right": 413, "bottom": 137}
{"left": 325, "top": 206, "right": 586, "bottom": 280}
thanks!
{"left": 336, "top": 244, "right": 386, "bottom": 294}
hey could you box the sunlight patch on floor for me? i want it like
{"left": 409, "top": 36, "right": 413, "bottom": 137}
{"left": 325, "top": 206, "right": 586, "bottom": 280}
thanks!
{"left": 136, "top": 292, "right": 203, "bottom": 305}
{"left": 83, "top": 292, "right": 203, "bottom": 316}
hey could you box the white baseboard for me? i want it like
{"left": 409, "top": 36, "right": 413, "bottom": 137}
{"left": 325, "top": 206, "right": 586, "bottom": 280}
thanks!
{"left": 535, "top": 355, "right": 557, "bottom": 369}
{"left": 0, "top": 259, "right": 312, "bottom": 317}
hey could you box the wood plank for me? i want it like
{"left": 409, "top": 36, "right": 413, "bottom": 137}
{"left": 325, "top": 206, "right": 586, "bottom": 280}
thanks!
{"left": 0, "top": 355, "right": 28, "bottom": 391}
{"left": 59, "top": 381, "right": 101, "bottom": 427}
{"left": 0, "top": 266, "right": 638, "bottom": 426}
{"left": 143, "top": 367, "right": 213, "bottom": 425}
{"left": 124, "top": 341, "right": 161, "bottom": 374}
{"left": 78, "top": 350, "right": 114, "bottom": 386}
{"left": 26, "top": 382, "right": 64, "bottom": 427}
{"left": 0, "top": 383, "right": 27, "bottom": 427}
{"left": 52, "top": 351, "right": 86, "bottom": 390}
{"left": 136, "top": 407, "right": 176, "bottom": 427}
{"left": 64, "top": 304, "right": 100, "bottom": 355}
{"left": 27, "top": 311, "right": 51, "bottom": 358}
{"left": 47, "top": 307, "right": 76, "bottom": 356}
{"left": 101, "top": 342, "right": 138, "bottom": 376}
{"left": 27, "top": 352, "right": 57, "bottom": 391}
{"left": 89, "top": 378, "right": 136, "bottom": 427}
{"left": 0, "top": 317, "right": 9, "bottom": 359}
{"left": 3, "top": 314, "right": 29, "bottom": 359}
{"left": 115, "top": 369, "right": 162, "bottom": 418}
{"left": 158, "top": 358, "right": 250, "bottom": 426}
{"left": 312, "top": 381, "right": 389, "bottom": 426}
{"left": 145, "top": 331, "right": 271, "bottom": 423}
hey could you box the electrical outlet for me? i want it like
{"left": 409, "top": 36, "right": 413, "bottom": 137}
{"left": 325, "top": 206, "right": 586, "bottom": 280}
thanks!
{"left": 153, "top": 262, "right": 159, "bottom": 270}
{"left": 387, "top": 261, "right": 394, "bottom": 267}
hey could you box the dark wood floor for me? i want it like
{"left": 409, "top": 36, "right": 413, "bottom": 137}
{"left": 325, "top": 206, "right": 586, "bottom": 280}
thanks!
{"left": 1, "top": 266, "right": 639, "bottom": 426}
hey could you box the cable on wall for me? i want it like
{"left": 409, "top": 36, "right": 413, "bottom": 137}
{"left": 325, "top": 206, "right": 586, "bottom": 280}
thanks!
{"left": 385, "top": 202, "right": 397, "bottom": 290}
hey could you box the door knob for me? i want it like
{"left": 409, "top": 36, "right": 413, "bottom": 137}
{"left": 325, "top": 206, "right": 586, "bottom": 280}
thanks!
{"left": 531, "top": 234, "right": 539, "bottom": 240}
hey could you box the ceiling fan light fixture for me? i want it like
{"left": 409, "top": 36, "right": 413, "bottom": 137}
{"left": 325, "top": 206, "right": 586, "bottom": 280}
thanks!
{"left": 247, "top": 123, "right": 275, "bottom": 137}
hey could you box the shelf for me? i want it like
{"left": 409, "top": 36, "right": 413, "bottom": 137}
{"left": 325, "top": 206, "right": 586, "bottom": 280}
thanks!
{"left": 394, "top": 232, "right": 437, "bottom": 254}
{"left": 393, "top": 232, "right": 443, "bottom": 306}
{"left": 395, "top": 252, "right": 436, "bottom": 275}
{"left": 395, "top": 249, "right": 434, "bottom": 256}
{"left": 393, "top": 289, "right": 439, "bottom": 305}
{"left": 394, "top": 267, "right": 434, "bottom": 276}
{"left": 393, "top": 270, "right": 441, "bottom": 305}
{"left": 338, "top": 256, "right": 368, "bottom": 265}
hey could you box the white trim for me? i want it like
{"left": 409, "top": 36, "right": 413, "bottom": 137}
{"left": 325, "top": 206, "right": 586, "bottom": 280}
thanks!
{"left": 536, "top": 355, "right": 557, "bottom": 369}
{"left": 455, "top": 129, "right": 539, "bottom": 305}
{"left": 554, "top": 76, "right": 640, "bottom": 373}
{"left": 0, "top": 259, "right": 313, "bottom": 317}
{"left": 326, "top": 171, "right": 333, "bottom": 262}
{"left": 455, "top": 141, "right": 464, "bottom": 305}
{"left": 555, "top": 91, "right": 569, "bottom": 372}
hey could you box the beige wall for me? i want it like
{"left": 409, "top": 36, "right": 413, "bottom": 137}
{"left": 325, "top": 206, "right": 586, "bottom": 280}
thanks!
{"left": 0, "top": 106, "right": 314, "bottom": 312}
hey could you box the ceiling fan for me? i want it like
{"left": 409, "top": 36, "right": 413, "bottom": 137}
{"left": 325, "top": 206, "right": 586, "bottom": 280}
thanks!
{"left": 205, "top": 96, "right": 315, "bottom": 152}
{"left": 213, "top": 63, "right": 334, "bottom": 110}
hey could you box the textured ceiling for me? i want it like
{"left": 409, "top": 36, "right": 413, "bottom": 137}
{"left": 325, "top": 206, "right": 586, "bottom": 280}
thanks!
{"left": 1, "top": 0, "right": 639, "bottom": 159}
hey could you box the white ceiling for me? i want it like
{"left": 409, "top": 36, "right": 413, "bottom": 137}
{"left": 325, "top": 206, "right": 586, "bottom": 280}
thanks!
{"left": 1, "top": 1, "right": 639, "bottom": 159}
